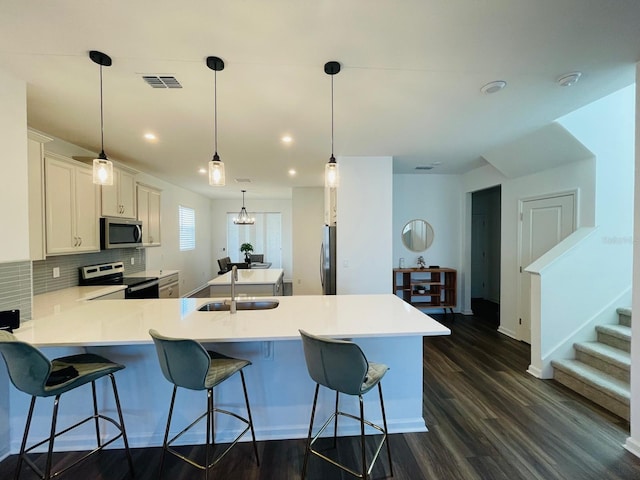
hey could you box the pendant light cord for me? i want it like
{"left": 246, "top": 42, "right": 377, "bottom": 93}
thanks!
{"left": 99, "top": 64, "right": 105, "bottom": 154}
{"left": 331, "top": 74, "right": 334, "bottom": 158}
{"left": 214, "top": 69, "right": 218, "bottom": 155}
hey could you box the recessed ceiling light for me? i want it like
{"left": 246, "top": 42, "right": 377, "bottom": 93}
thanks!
{"left": 288, "top": 169, "right": 296, "bottom": 176}
{"left": 144, "top": 133, "right": 157, "bottom": 141}
{"left": 282, "top": 135, "right": 293, "bottom": 143}
{"left": 557, "top": 71, "right": 582, "bottom": 87}
{"left": 480, "top": 80, "right": 507, "bottom": 94}
{"left": 198, "top": 168, "right": 206, "bottom": 174}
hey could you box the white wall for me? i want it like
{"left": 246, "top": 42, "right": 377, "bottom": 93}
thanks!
{"left": 291, "top": 187, "right": 324, "bottom": 295}
{"left": 136, "top": 173, "right": 213, "bottom": 296}
{"left": 337, "top": 156, "right": 393, "bottom": 294}
{"left": 626, "top": 69, "right": 640, "bottom": 459}
{"left": 0, "top": 67, "right": 27, "bottom": 460}
{"left": 462, "top": 157, "right": 596, "bottom": 339}
{"left": 0, "top": 69, "right": 29, "bottom": 263}
{"left": 209, "top": 197, "right": 292, "bottom": 282}
{"left": 393, "top": 174, "right": 462, "bottom": 308}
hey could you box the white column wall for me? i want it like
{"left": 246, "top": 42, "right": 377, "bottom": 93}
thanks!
{"left": 626, "top": 67, "right": 640, "bottom": 458}
{"left": 0, "top": 68, "right": 29, "bottom": 263}
{"left": 336, "top": 156, "right": 393, "bottom": 294}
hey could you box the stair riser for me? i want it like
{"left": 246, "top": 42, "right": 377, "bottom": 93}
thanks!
{"left": 574, "top": 350, "right": 629, "bottom": 383}
{"left": 618, "top": 312, "right": 631, "bottom": 328}
{"left": 554, "top": 370, "right": 630, "bottom": 421}
{"left": 597, "top": 332, "right": 630, "bottom": 353}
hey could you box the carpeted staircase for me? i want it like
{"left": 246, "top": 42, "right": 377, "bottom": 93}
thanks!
{"left": 551, "top": 307, "right": 631, "bottom": 420}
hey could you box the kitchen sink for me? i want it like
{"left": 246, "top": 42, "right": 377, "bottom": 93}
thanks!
{"left": 198, "top": 299, "right": 279, "bottom": 311}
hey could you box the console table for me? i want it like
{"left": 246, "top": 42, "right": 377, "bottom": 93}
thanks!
{"left": 393, "top": 268, "right": 457, "bottom": 314}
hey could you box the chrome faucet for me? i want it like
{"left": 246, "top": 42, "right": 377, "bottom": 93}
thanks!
{"left": 230, "top": 265, "right": 238, "bottom": 314}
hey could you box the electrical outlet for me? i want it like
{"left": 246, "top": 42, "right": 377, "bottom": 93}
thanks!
{"left": 52, "top": 267, "right": 60, "bottom": 278}
{"left": 130, "top": 257, "right": 135, "bottom": 265}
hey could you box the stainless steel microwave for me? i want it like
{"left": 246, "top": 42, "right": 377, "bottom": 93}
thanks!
{"left": 100, "top": 217, "right": 143, "bottom": 249}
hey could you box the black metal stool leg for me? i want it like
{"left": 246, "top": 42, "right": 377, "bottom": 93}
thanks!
{"left": 15, "top": 396, "right": 36, "bottom": 480}
{"left": 205, "top": 389, "right": 213, "bottom": 480}
{"left": 333, "top": 391, "right": 339, "bottom": 448}
{"left": 45, "top": 395, "right": 61, "bottom": 480}
{"left": 239, "top": 371, "right": 260, "bottom": 466}
{"left": 109, "top": 374, "right": 135, "bottom": 477}
{"left": 359, "top": 395, "right": 367, "bottom": 480}
{"left": 379, "top": 382, "right": 393, "bottom": 477}
{"left": 91, "top": 381, "right": 102, "bottom": 448}
{"left": 159, "top": 385, "right": 178, "bottom": 479}
{"left": 301, "top": 384, "right": 320, "bottom": 480}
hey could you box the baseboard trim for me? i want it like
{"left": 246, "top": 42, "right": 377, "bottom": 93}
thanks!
{"left": 497, "top": 326, "right": 517, "bottom": 339}
{"left": 624, "top": 437, "right": 640, "bottom": 459}
{"left": 527, "top": 365, "right": 543, "bottom": 378}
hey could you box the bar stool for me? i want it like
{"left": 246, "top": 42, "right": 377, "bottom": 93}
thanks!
{"left": 148, "top": 329, "right": 259, "bottom": 479}
{"left": 299, "top": 329, "right": 393, "bottom": 480}
{"left": 0, "top": 330, "right": 134, "bottom": 480}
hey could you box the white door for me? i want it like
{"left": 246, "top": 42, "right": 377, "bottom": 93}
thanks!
{"left": 518, "top": 193, "right": 575, "bottom": 343}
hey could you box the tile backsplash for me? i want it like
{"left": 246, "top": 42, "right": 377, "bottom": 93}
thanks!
{"left": 33, "top": 248, "right": 146, "bottom": 295}
{"left": 0, "top": 261, "right": 32, "bottom": 321}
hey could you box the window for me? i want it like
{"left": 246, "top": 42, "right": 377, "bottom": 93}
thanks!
{"left": 179, "top": 205, "right": 196, "bottom": 251}
{"left": 227, "top": 212, "right": 282, "bottom": 266}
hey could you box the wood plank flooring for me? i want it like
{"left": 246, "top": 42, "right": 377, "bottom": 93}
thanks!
{"left": 2, "top": 312, "right": 639, "bottom": 479}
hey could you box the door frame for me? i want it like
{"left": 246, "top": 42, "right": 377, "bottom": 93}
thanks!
{"left": 516, "top": 189, "right": 578, "bottom": 342}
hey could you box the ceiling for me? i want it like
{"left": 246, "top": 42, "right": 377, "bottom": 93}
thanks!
{"left": 1, "top": 1, "right": 639, "bottom": 200}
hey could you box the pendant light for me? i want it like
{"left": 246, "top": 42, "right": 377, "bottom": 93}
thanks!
{"left": 324, "top": 61, "right": 341, "bottom": 188}
{"left": 233, "top": 190, "right": 255, "bottom": 225}
{"left": 89, "top": 50, "right": 114, "bottom": 185}
{"left": 206, "top": 56, "right": 226, "bottom": 186}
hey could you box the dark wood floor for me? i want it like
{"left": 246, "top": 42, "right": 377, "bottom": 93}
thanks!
{"left": 2, "top": 311, "right": 640, "bottom": 479}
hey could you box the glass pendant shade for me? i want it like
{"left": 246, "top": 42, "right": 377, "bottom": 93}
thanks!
{"left": 325, "top": 156, "right": 340, "bottom": 188}
{"left": 93, "top": 155, "right": 114, "bottom": 185}
{"left": 233, "top": 190, "right": 255, "bottom": 225}
{"left": 209, "top": 155, "right": 225, "bottom": 186}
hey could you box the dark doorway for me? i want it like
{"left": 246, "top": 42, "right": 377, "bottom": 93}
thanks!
{"left": 471, "top": 186, "right": 501, "bottom": 327}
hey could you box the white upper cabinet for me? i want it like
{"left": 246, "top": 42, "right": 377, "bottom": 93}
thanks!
{"left": 101, "top": 168, "right": 136, "bottom": 218}
{"left": 44, "top": 154, "right": 100, "bottom": 255}
{"left": 137, "top": 183, "right": 161, "bottom": 246}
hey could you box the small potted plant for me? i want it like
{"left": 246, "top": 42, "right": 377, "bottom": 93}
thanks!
{"left": 240, "top": 242, "right": 254, "bottom": 263}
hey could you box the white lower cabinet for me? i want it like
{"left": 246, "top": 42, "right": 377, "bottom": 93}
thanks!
{"left": 44, "top": 154, "right": 100, "bottom": 255}
{"left": 159, "top": 273, "right": 179, "bottom": 298}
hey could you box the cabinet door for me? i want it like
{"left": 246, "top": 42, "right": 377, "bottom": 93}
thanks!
{"left": 45, "top": 157, "right": 76, "bottom": 254}
{"left": 101, "top": 170, "right": 120, "bottom": 217}
{"left": 147, "top": 189, "right": 161, "bottom": 245}
{"left": 119, "top": 170, "right": 136, "bottom": 218}
{"left": 74, "top": 166, "right": 100, "bottom": 252}
{"left": 137, "top": 186, "right": 150, "bottom": 243}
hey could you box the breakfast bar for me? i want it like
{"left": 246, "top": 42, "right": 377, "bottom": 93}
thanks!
{"left": 8, "top": 293, "right": 450, "bottom": 453}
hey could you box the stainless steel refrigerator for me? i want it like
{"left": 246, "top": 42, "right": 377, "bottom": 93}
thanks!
{"left": 320, "top": 225, "right": 336, "bottom": 295}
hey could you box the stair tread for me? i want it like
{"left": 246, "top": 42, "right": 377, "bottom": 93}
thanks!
{"left": 574, "top": 341, "right": 631, "bottom": 368}
{"left": 551, "top": 359, "right": 630, "bottom": 403}
{"left": 616, "top": 306, "right": 632, "bottom": 317}
{"left": 595, "top": 324, "right": 631, "bottom": 340}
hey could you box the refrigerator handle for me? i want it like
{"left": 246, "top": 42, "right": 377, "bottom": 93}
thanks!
{"left": 319, "top": 243, "right": 325, "bottom": 288}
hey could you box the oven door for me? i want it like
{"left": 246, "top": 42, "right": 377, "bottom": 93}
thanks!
{"left": 125, "top": 280, "right": 160, "bottom": 299}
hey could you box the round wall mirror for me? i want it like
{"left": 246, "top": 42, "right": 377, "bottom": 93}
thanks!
{"left": 401, "top": 219, "right": 434, "bottom": 252}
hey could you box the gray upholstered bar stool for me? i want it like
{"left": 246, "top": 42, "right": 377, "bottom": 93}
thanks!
{"left": 148, "top": 329, "right": 259, "bottom": 479}
{"left": 0, "top": 330, "right": 134, "bottom": 480}
{"left": 299, "top": 329, "right": 393, "bottom": 480}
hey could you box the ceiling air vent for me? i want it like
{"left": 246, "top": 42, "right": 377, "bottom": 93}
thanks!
{"left": 415, "top": 165, "right": 434, "bottom": 170}
{"left": 142, "top": 76, "right": 183, "bottom": 89}
{"left": 235, "top": 178, "right": 252, "bottom": 183}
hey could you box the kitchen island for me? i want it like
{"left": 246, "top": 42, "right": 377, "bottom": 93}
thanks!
{"left": 8, "top": 293, "right": 450, "bottom": 453}
{"left": 208, "top": 268, "right": 284, "bottom": 297}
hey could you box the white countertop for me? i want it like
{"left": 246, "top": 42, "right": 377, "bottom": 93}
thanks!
{"left": 208, "top": 268, "right": 284, "bottom": 286}
{"left": 18, "top": 293, "right": 450, "bottom": 347}
{"left": 32, "top": 285, "right": 127, "bottom": 318}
